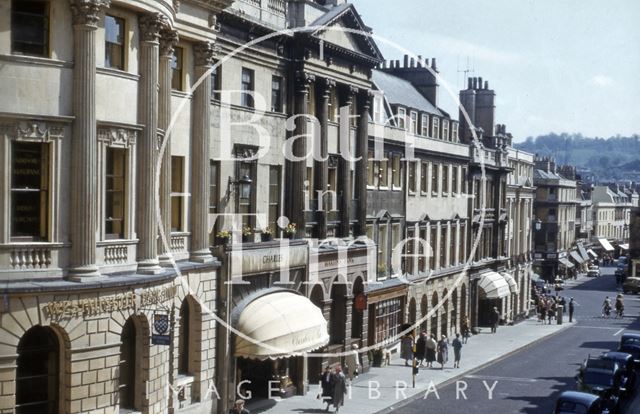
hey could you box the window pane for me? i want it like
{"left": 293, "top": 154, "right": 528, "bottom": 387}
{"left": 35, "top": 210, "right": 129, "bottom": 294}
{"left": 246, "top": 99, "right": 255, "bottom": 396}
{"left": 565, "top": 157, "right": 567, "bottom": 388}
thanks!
{"left": 241, "top": 68, "right": 254, "bottom": 108}
{"left": 11, "top": 142, "right": 48, "bottom": 240}
{"left": 105, "top": 15, "right": 125, "bottom": 70}
{"left": 105, "top": 148, "right": 126, "bottom": 238}
{"left": 11, "top": 0, "right": 49, "bottom": 57}
{"left": 171, "top": 48, "right": 183, "bottom": 90}
{"left": 209, "top": 161, "right": 218, "bottom": 213}
{"left": 271, "top": 76, "right": 282, "bottom": 112}
{"left": 171, "top": 157, "right": 184, "bottom": 231}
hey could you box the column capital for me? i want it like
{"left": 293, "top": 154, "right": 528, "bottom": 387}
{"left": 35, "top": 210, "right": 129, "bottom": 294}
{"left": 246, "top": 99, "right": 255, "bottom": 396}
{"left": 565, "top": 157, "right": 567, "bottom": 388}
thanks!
{"left": 194, "top": 41, "right": 218, "bottom": 67}
{"left": 295, "top": 71, "right": 316, "bottom": 94}
{"left": 139, "top": 13, "right": 168, "bottom": 42}
{"left": 70, "top": 0, "right": 110, "bottom": 27}
{"left": 348, "top": 84, "right": 359, "bottom": 96}
{"left": 159, "top": 28, "right": 179, "bottom": 57}
{"left": 319, "top": 77, "right": 336, "bottom": 98}
{"left": 358, "top": 88, "right": 374, "bottom": 108}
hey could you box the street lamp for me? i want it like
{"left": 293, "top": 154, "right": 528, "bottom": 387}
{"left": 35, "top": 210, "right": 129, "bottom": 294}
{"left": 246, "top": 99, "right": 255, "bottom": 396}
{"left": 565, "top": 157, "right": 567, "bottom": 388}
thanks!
{"left": 229, "top": 174, "right": 253, "bottom": 199}
{"left": 534, "top": 218, "right": 542, "bottom": 232}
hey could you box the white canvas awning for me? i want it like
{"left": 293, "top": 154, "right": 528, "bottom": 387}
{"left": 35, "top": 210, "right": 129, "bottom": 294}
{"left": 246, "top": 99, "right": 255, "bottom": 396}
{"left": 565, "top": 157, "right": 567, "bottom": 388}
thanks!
{"left": 233, "top": 291, "right": 329, "bottom": 360}
{"left": 598, "top": 238, "right": 615, "bottom": 252}
{"left": 478, "top": 272, "right": 511, "bottom": 299}
{"left": 587, "top": 249, "right": 598, "bottom": 259}
{"left": 620, "top": 243, "right": 629, "bottom": 251}
{"left": 578, "top": 244, "right": 590, "bottom": 261}
{"left": 570, "top": 250, "right": 585, "bottom": 264}
{"left": 559, "top": 257, "right": 574, "bottom": 269}
{"left": 500, "top": 272, "right": 519, "bottom": 294}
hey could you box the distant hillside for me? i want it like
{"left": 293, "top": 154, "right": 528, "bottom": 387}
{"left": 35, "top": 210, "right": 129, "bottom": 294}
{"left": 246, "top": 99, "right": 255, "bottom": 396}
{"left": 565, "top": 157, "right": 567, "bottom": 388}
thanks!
{"left": 514, "top": 133, "right": 640, "bottom": 181}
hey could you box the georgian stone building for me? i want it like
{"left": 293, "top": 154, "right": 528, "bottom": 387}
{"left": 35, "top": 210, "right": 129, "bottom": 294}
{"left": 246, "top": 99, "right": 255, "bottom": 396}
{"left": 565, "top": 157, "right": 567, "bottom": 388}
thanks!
{"left": 0, "top": 0, "right": 536, "bottom": 413}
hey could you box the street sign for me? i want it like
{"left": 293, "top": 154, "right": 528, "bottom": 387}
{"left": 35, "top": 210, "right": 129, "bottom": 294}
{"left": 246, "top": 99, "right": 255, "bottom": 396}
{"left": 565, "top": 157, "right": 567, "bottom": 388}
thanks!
{"left": 151, "top": 313, "right": 171, "bottom": 345}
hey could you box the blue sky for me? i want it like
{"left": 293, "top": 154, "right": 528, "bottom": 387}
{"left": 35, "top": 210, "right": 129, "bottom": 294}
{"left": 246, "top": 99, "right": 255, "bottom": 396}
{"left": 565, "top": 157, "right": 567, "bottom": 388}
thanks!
{"left": 352, "top": 0, "right": 640, "bottom": 141}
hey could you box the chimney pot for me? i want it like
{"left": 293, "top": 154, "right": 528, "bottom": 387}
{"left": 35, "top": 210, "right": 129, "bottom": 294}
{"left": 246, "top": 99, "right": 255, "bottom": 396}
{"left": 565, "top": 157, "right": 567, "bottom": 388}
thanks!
{"left": 478, "top": 77, "right": 483, "bottom": 89}
{"left": 485, "top": 80, "right": 489, "bottom": 90}
{"left": 417, "top": 55, "right": 422, "bottom": 67}
{"left": 395, "top": 59, "right": 400, "bottom": 68}
{"left": 472, "top": 77, "right": 478, "bottom": 89}
{"left": 467, "top": 77, "right": 473, "bottom": 89}
{"left": 431, "top": 57, "right": 437, "bottom": 70}
{"left": 403, "top": 55, "right": 409, "bottom": 68}
{"left": 410, "top": 57, "right": 415, "bottom": 68}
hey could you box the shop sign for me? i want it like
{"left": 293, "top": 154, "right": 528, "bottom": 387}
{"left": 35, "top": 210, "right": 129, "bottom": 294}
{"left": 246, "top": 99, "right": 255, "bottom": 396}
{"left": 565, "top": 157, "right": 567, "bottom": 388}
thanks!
{"left": 151, "top": 313, "right": 171, "bottom": 345}
{"left": 231, "top": 244, "right": 308, "bottom": 275}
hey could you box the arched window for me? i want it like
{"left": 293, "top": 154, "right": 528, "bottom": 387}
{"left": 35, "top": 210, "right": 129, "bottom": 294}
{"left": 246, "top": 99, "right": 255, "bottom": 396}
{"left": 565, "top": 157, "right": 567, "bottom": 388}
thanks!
{"left": 179, "top": 298, "right": 191, "bottom": 375}
{"left": 119, "top": 318, "right": 137, "bottom": 409}
{"left": 16, "top": 326, "right": 60, "bottom": 414}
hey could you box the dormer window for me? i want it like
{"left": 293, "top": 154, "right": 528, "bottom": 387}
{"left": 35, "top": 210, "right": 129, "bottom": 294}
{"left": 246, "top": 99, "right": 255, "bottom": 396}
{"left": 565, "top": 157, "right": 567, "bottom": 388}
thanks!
{"left": 409, "top": 111, "right": 418, "bottom": 135}
{"left": 452, "top": 122, "right": 459, "bottom": 142}
{"left": 421, "top": 114, "right": 429, "bottom": 136}
{"left": 432, "top": 117, "right": 440, "bottom": 139}
{"left": 442, "top": 120, "right": 450, "bottom": 141}
{"left": 397, "top": 107, "right": 406, "bottom": 129}
{"left": 373, "top": 95, "right": 384, "bottom": 124}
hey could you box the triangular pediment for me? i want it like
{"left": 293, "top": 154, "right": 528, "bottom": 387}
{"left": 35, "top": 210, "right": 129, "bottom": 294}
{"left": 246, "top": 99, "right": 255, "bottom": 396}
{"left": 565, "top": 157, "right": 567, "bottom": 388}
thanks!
{"left": 308, "top": 4, "right": 383, "bottom": 62}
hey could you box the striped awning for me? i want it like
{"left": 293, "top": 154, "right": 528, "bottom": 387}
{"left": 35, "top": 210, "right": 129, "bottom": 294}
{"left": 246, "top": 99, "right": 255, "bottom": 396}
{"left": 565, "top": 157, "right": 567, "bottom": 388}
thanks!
{"left": 478, "top": 272, "right": 511, "bottom": 299}
{"left": 578, "top": 244, "right": 590, "bottom": 261}
{"left": 501, "top": 272, "right": 519, "bottom": 294}
{"left": 598, "top": 238, "right": 615, "bottom": 252}
{"left": 570, "top": 250, "right": 585, "bottom": 264}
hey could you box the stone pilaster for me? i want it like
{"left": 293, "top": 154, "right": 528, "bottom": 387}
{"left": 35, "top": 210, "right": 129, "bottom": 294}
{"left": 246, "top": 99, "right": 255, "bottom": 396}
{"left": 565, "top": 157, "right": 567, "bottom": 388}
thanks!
{"left": 158, "top": 28, "right": 179, "bottom": 266}
{"left": 314, "top": 78, "right": 335, "bottom": 240}
{"left": 68, "top": 0, "right": 110, "bottom": 281}
{"left": 190, "top": 41, "right": 216, "bottom": 263}
{"left": 338, "top": 85, "right": 356, "bottom": 238}
{"left": 355, "top": 89, "right": 371, "bottom": 236}
{"left": 288, "top": 71, "right": 315, "bottom": 237}
{"left": 137, "top": 13, "right": 166, "bottom": 274}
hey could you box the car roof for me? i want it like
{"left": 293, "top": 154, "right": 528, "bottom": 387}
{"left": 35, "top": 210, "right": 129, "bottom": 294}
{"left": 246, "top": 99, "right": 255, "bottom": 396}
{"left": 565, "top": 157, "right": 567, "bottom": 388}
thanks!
{"left": 603, "top": 351, "right": 632, "bottom": 362}
{"left": 622, "top": 333, "right": 640, "bottom": 340}
{"left": 585, "top": 358, "right": 617, "bottom": 371}
{"left": 558, "top": 391, "right": 599, "bottom": 404}
{"left": 625, "top": 277, "right": 640, "bottom": 281}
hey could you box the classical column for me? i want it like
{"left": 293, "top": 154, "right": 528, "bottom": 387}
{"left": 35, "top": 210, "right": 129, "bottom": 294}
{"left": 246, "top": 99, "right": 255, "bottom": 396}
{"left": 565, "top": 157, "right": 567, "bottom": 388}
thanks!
{"left": 190, "top": 42, "right": 216, "bottom": 263}
{"left": 158, "top": 28, "right": 179, "bottom": 266}
{"left": 288, "top": 71, "right": 315, "bottom": 237}
{"left": 136, "top": 13, "right": 165, "bottom": 274}
{"left": 68, "top": 0, "right": 110, "bottom": 281}
{"left": 338, "top": 86, "right": 356, "bottom": 238}
{"left": 314, "top": 78, "right": 335, "bottom": 240}
{"left": 355, "top": 89, "right": 371, "bottom": 236}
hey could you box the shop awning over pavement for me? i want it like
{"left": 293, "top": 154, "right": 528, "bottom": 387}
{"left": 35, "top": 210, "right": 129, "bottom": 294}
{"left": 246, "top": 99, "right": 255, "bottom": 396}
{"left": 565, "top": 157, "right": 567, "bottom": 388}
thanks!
{"left": 578, "top": 244, "right": 590, "bottom": 262}
{"left": 559, "top": 257, "right": 575, "bottom": 268}
{"left": 478, "top": 272, "right": 511, "bottom": 299}
{"left": 598, "top": 238, "right": 615, "bottom": 252}
{"left": 500, "top": 272, "right": 519, "bottom": 294}
{"left": 233, "top": 290, "right": 329, "bottom": 360}
{"left": 620, "top": 243, "right": 629, "bottom": 251}
{"left": 587, "top": 249, "right": 598, "bottom": 259}
{"left": 570, "top": 250, "right": 586, "bottom": 264}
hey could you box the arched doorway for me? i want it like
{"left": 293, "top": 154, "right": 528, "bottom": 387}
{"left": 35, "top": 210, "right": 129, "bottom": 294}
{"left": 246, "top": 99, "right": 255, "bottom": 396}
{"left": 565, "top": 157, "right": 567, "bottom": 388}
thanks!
{"left": 330, "top": 277, "right": 347, "bottom": 345}
{"left": 420, "top": 295, "right": 428, "bottom": 331}
{"left": 408, "top": 297, "right": 417, "bottom": 326}
{"left": 16, "top": 326, "right": 60, "bottom": 414}
{"left": 451, "top": 289, "right": 458, "bottom": 333}
{"left": 309, "top": 284, "right": 325, "bottom": 380}
{"left": 461, "top": 284, "right": 468, "bottom": 322}
{"left": 441, "top": 289, "right": 449, "bottom": 338}
{"left": 430, "top": 292, "right": 439, "bottom": 337}
{"left": 351, "top": 277, "right": 365, "bottom": 341}
{"left": 179, "top": 298, "right": 192, "bottom": 375}
{"left": 119, "top": 318, "right": 137, "bottom": 410}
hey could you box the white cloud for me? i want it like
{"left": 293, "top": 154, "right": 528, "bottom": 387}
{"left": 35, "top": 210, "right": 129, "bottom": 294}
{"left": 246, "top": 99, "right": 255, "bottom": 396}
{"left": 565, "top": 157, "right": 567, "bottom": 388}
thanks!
{"left": 589, "top": 75, "right": 614, "bottom": 87}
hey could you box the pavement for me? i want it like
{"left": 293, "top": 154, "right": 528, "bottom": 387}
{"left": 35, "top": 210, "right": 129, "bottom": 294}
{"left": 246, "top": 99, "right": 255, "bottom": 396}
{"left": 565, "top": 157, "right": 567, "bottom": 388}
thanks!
{"left": 247, "top": 295, "right": 575, "bottom": 413}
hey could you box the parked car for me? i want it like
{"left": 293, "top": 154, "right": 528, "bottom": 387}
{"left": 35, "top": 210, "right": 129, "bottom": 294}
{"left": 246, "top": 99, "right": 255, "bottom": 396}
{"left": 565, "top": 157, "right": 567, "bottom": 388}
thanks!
{"left": 532, "top": 278, "right": 549, "bottom": 292}
{"left": 576, "top": 358, "right": 622, "bottom": 412}
{"left": 622, "top": 277, "right": 640, "bottom": 294}
{"left": 554, "top": 278, "right": 565, "bottom": 291}
{"left": 619, "top": 333, "right": 640, "bottom": 364}
{"left": 554, "top": 391, "right": 610, "bottom": 414}
{"left": 588, "top": 266, "right": 600, "bottom": 277}
{"left": 601, "top": 351, "right": 636, "bottom": 397}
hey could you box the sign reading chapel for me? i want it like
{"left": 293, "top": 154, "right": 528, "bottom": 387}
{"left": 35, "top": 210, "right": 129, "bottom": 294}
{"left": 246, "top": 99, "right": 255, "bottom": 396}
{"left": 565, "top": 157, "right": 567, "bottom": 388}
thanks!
{"left": 230, "top": 244, "right": 309, "bottom": 276}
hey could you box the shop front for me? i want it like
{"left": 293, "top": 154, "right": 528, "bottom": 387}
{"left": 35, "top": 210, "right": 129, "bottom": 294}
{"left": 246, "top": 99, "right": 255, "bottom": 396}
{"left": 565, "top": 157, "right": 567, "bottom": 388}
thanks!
{"left": 216, "top": 240, "right": 329, "bottom": 413}
{"left": 365, "top": 279, "right": 408, "bottom": 365}
{"left": 474, "top": 271, "right": 510, "bottom": 327}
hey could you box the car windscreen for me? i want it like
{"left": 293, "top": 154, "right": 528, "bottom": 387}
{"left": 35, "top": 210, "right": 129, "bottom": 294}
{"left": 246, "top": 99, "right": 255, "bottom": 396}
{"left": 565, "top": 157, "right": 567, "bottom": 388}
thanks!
{"left": 583, "top": 371, "right": 613, "bottom": 387}
{"left": 557, "top": 401, "right": 588, "bottom": 414}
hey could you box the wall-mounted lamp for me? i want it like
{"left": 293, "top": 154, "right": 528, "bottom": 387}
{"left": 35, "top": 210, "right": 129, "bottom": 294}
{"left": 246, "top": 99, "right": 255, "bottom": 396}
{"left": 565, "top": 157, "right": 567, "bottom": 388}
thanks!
{"left": 533, "top": 218, "right": 542, "bottom": 231}
{"left": 229, "top": 174, "right": 252, "bottom": 199}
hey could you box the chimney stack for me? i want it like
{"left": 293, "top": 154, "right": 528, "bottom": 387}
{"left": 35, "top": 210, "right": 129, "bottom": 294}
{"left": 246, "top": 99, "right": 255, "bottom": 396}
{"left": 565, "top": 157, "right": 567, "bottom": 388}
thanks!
{"left": 472, "top": 77, "right": 478, "bottom": 89}
{"left": 403, "top": 54, "right": 409, "bottom": 68}
{"left": 395, "top": 59, "right": 400, "bottom": 68}
{"left": 417, "top": 55, "right": 422, "bottom": 67}
{"left": 484, "top": 80, "right": 489, "bottom": 90}
{"left": 431, "top": 57, "right": 437, "bottom": 70}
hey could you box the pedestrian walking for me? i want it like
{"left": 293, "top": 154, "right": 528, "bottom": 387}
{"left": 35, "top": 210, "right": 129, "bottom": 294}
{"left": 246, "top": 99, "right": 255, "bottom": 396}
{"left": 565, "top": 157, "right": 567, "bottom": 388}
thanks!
{"left": 331, "top": 366, "right": 347, "bottom": 412}
{"left": 415, "top": 331, "right": 427, "bottom": 367}
{"left": 491, "top": 306, "right": 500, "bottom": 333}
{"left": 602, "top": 296, "right": 611, "bottom": 318}
{"left": 400, "top": 333, "right": 414, "bottom": 366}
{"left": 568, "top": 298, "right": 575, "bottom": 322}
{"left": 425, "top": 334, "right": 437, "bottom": 367}
{"left": 344, "top": 344, "right": 360, "bottom": 381}
{"left": 461, "top": 317, "right": 471, "bottom": 343}
{"left": 437, "top": 335, "right": 449, "bottom": 369}
{"left": 548, "top": 300, "right": 555, "bottom": 325}
{"left": 229, "top": 399, "right": 250, "bottom": 414}
{"left": 452, "top": 333, "right": 463, "bottom": 368}
{"left": 615, "top": 294, "right": 624, "bottom": 318}
{"left": 319, "top": 366, "right": 334, "bottom": 411}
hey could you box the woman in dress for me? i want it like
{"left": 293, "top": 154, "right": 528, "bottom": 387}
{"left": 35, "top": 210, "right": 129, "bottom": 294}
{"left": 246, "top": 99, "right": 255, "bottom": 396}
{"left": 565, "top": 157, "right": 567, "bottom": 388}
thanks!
{"left": 437, "top": 335, "right": 449, "bottom": 370}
